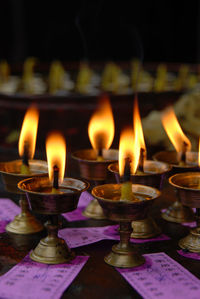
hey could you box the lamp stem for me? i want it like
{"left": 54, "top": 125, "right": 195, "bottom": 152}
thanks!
{"left": 20, "top": 194, "right": 29, "bottom": 215}
{"left": 47, "top": 215, "right": 59, "bottom": 240}
{"left": 118, "top": 221, "right": 132, "bottom": 250}
{"left": 196, "top": 208, "right": 200, "bottom": 227}
{"left": 180, "top": 141, "right": 188, "bottom": 164}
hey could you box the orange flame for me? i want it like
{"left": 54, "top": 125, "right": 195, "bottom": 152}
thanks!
{"left": 88, "top": 96, "right": 115, "bottom": 150}
{"left": 161, "top": 107, "right": 191, "bottom": 152}
{"left": 133, "top": 96, "right": 146, "bottom": 153}
{"left": 119, "top": 127, "right": 140, "bottom": 176}
{"left": 46, "top": 132, "right": 66, "bottom": 182}
{"left": 18, "top": 106, "right": 39, "bottom": 159}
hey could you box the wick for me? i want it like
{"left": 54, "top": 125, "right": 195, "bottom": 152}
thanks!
{"left": 97, "top": 148, "right": 103, "bottom": 157}
{"left": 23, "top": 141, "right": 29, "bottom": 166}
{"left": 97, "top": 148, "right": 104, "bottom": 161}
{"left": 180, "top": 141, "right": 188, "bottom": 164}
{"left": 138, "top": 148, "right": 146, "bottom": 172}
{"left": 123, "top": 157, "right": 131, "bottom": 182}
{"left": 53, "top": 165, "right": 59, "bottom": 189}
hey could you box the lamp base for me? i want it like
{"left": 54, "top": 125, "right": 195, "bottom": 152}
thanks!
{"left": 82, "top": 199, "right": 105, "bottom": 219}
{"left": 104, "top": 243, "right": 145, "bottom": 268}
{"left": 30, "top": 219, "right": 75, "bottom": 264}
{"left": 6, "top": 212, "right": 43, "bottom": 234}
{"left": 162, "top": 200, "right": 194, "bottom": 223}
{"left": 30, "top": 235, "right": 74, "bottom": 264}
{"left": 6, "top": 197, "right": 43, "bottom": 234}
{"left": 179, "top": 227, "right": 200, "bottom": 253}
{"left": 131, "top": 217, "right": 161, "bottom": 239}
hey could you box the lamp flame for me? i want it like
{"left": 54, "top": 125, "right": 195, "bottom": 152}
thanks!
{"left": 133, "top": 96, "right": 146, "bottom": 153}
{"left": 119, "top": 127, "right": 140, "bottom": 176}
{"left": 46, "top": 132, "right": 66, "bottom": 183}
{"left": 18, "top": 106, "right": 39, "bottom": 159}
{"left": 161, "top": 107, "right": 191, "bottom": 152}
{"left": 88, "top": 96, "right": 115, "bottom": 151}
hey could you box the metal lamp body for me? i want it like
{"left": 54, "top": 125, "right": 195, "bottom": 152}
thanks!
{"left": 108, "top": 160, "right": 170, "bottom": 238}
{"left": 169, "top": 172, "right": 200, "bottom": 252}
{"left": 0, "top": 160, "right": 48, "bottom": 234}
{"left": 18, "top": 176, "right": 89, "bottom": 264}
{"left": 153, "top": 151, "right": 197, "bottom": 223}
{"left": 72, "top": 149, "right": 118, "bottom": 219}
{"left": 92, "top": 183, "right": 160, "bottom": 268}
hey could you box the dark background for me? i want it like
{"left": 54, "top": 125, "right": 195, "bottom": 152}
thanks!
{"left": 0, "top": 0, "right": 199, "bottom": 64}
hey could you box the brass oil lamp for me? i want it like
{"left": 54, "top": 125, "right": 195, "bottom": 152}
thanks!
{"left": 0, "top": 106, "right": 48, "bottom": 234}
{"left": 108, "top": 160, "right": 171, "bottom": 238}
{"left": 169, "top": 172, "right": 200, "bottom": 252}
{"left": 108, "top": 99, "right": 170, "bottom": 239}
{"left": 92, "top": 129, "right": 160, "bottom": 267}
{"left": 72, "top": 96, "right": 118, "bottom": 219}
{"left": 18, "top": 132, "right": 89, "bottom": 264}
{"left": 154, "top": 107, "right": 195, "bottom": 223}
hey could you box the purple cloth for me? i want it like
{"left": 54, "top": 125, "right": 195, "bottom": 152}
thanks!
{"left": 0, "top": 255, "right": 89, "bottom": 299}
{"left": 62, "top": 191, "right": 93, "bottom": 221}
{"left": 177, "top": 250, "right": 200, "bottom": 260}
{"left": 58, "top": 225, "right": 170, "bottom": 248}
{"left": 117, "top": 252, "right": 200, "bottom": 299}
{"left": 0, "top": 199, "right": 20, "bottom": 232}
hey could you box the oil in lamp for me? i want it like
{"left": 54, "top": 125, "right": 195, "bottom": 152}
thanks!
{"left": 108, "top": 98, "right": 171, "bottom": 238}
{"left": 72, "top": 95, "right": 118, "bottom": 219}
{"left": 153, "top": 106, "right": 196, "bottom": 223}
{"left": 92, "top": 127, "right": 160, "bottom": 268}
{"left": 18, "top": 132, "right": 89, "bottom": 264}
{"left": 0, "top": 106, "right": 48, "bottom": 234}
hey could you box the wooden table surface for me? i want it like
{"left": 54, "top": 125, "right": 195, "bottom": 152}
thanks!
{"left": 0, "top": 149, "right": 199, "bottom": 299}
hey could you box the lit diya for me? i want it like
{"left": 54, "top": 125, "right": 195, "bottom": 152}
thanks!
{"left": 108, "top": 98, "right": 171, "bottom": 238}
{"left": 0, "top": 106, "right": 48, "bottom": 234}
{"left": 169, "top": 171, "right": 200, "bottom": 252}
{"left": 92, "top": 127, "right": 160, "bottom": 268}
{"left": 153, "top": 106, "right": 196, "bottom": 223}
{"left": 18, "top": 132, "right": 89, "bottom": 264}
{"left": 72, "top": 95, "right": 118, "bottom": 219}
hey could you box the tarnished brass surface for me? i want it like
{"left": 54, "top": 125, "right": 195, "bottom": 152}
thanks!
{"left": 18, "top": 176, "right": 89, "bottom": 214}
{"left": 71, "top": 149, "right": 118, "bottom": 181}
{"left": 108, "top": 162, "right": 166, "bottom": 237}
{"left": 92, "top": 183, "right": 160, "bottom": 222}
{"left": 0, "top": 160, "right": 48, "bottom": 194}
{"left": 92, "top": 184, "right": 160, "bottom": 268}
{"left": 31, "top": 221, "right": 75, "bottom": 264}
{"left": 6, "top": 195, "right": 43, "bottom": 234}
{"left": 0, "top": 160, "right": 47, "bottom": 234}
{"left": 153, "top": 151, "right": 198, "bottom": 172}
{"left": 169, "top": 172, "right": 200, "bottom": 252}
{"left": 82, "top": 198, "right": 105, "bottom": 219}
{"left": 18, "top": 176, "right": 89, "bottom": 264}
{"left": 104, "top": 222, "right": 145, "bottom": 268}
{"left": 72, "top": 148, "right": 118, "bottom": 219}
{"left": 108, "top": 160, "right": 171, "bottom": 190}
{"left": 169, "top": 172, "right": 200, "bottom": 208}
{"left": 162, "top": 200, "right": 195, "bottom": 223}
{"left": 179, "top": 227, "right": 200, "bottom": 253}
{"left": 131, "top": 217, "right": 161, "bottom": 239}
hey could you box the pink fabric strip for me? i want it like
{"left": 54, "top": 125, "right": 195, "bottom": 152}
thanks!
{"left": 0, "top": 199, "right": 20, "bottom": 232}
{"left": 117, "top": 252, "right": 200, "bottom": 299}
{"left": 62, "top": 191, "right": 93, "bottom": 221}
{"left": 59, "top": 225, "right": 170, "bottom": 248}
{"left": 0, "top": 255, "right": 89, "bottom": 299}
